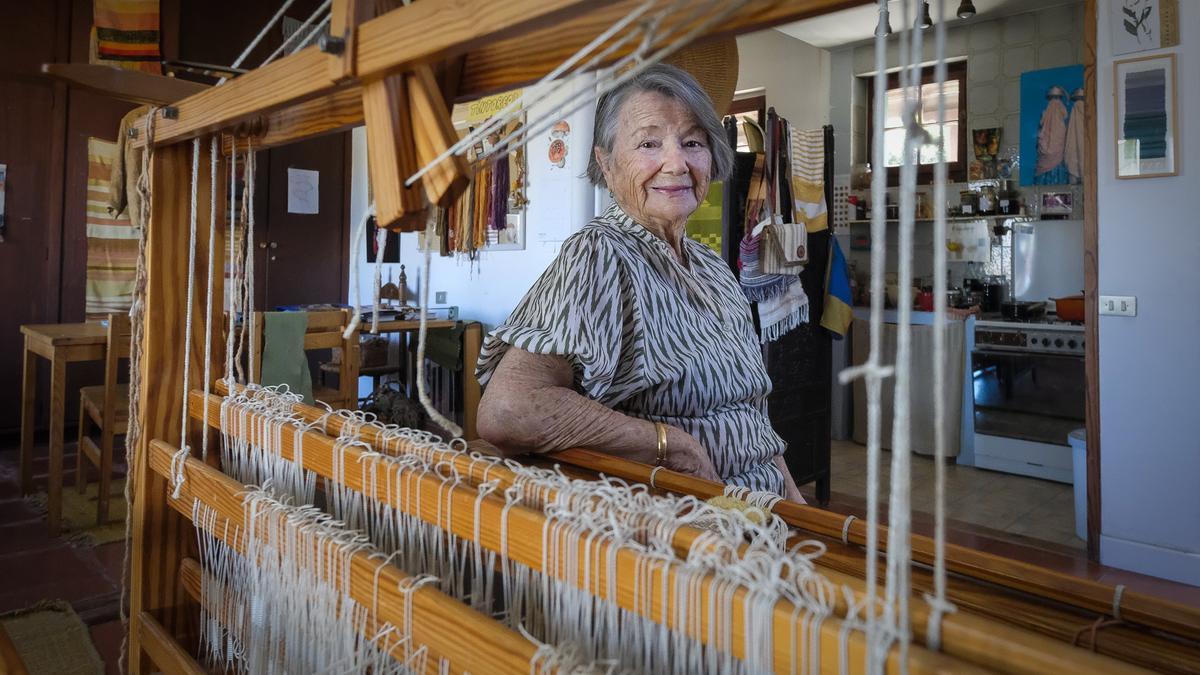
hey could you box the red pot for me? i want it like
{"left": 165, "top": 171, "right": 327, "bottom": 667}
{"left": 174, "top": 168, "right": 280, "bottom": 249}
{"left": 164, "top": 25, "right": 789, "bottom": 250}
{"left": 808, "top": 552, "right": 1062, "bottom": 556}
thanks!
{"left": 1054, "top": 295, "right": 1085, "bottom": 322}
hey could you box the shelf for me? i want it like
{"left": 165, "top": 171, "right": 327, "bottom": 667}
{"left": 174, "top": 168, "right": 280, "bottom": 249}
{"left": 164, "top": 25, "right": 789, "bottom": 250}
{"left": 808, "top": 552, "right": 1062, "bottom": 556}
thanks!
{"left": 846, "top": 215, "right": 1029, "bottom": 224}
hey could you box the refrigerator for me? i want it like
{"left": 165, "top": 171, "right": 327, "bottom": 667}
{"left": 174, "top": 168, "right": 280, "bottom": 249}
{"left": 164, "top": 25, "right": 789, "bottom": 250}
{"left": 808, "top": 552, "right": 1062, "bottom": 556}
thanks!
{"left": 1011, "top": 219, "right": 1085, "bottom": 302}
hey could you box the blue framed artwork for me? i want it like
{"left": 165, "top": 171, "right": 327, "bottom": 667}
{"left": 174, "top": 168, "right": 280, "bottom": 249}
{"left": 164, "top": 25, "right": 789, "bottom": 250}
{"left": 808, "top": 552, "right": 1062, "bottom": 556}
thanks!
{"left": 1019, "top": 65, "right": 1086, "bottom": 186}
{"left": 1114, "top": 53, "right": 1178, "bottom": 179}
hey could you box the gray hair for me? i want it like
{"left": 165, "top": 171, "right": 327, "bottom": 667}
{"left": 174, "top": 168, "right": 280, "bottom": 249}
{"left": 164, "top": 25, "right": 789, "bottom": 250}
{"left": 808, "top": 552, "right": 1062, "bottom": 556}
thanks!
{"left": 586, "top": 63, "right": 733, "bottom": 188}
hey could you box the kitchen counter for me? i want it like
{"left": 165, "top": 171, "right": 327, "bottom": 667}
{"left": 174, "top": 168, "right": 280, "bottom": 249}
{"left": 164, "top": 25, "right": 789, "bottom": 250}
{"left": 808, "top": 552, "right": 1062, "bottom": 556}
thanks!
{"left": 851, "top": 306, "right": 974, "bottom": 325}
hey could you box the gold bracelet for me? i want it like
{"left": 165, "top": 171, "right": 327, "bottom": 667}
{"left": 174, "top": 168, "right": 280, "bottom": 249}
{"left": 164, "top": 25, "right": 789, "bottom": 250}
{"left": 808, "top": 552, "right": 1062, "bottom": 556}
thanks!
{"left": 654, "top": 422, "right": 669, "bottom": 466}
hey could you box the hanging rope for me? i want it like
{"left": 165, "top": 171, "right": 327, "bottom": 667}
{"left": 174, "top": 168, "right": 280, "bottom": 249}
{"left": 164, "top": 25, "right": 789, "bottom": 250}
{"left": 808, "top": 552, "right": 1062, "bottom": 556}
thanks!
{"left": 171, "top": 138, "right": 204, "bottom": 497}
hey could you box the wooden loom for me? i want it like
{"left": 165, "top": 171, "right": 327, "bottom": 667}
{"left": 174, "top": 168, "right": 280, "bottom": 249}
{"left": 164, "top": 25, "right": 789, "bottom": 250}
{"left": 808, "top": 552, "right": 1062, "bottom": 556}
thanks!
{"left": 123, "top": 1, "right": 1200, "bottom": 673}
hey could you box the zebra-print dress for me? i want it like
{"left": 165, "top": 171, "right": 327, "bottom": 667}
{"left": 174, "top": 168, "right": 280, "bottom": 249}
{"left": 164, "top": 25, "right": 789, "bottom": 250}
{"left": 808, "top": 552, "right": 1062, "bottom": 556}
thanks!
{"left": 477, "top": 203, "right": 786, "bottom": 494}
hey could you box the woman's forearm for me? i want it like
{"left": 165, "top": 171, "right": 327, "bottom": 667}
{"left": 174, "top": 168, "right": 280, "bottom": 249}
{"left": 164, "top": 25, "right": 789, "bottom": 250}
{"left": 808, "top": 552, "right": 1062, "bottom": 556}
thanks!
{"left": 477, "top": 348, "right": 659, "bottom": 463}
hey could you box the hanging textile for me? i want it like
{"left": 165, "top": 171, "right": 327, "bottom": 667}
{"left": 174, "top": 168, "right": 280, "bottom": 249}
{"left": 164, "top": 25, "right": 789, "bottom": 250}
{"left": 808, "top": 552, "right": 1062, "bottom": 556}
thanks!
{"left": 91, "top": 0, "right": 162, "bottom": 75}
{"left": 789, "top": 127, "right": 829, "bottom": 233}
{"left": 86, "top": 138, "right": 138, "bottom": 320}
{"left": 819, "top": 236, "right": 854, "bottom": 338}
{"left": 737, "top": 111, "right": 809, "bottom": 343}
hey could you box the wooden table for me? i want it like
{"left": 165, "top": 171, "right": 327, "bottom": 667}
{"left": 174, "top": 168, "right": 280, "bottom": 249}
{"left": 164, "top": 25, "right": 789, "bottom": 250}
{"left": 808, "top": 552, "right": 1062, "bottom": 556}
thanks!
{"left": 20, "top": 322, "right": 107, "bottom": 536}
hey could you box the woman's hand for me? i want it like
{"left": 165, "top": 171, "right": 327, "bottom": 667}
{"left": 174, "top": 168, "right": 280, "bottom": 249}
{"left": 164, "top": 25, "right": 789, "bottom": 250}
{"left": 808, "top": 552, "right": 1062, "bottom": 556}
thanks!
{"left": 663, "top": 426, "right": 722, "bottom": 483}
{"left": 774, "top": 455, "right": 807, "bottom": 504}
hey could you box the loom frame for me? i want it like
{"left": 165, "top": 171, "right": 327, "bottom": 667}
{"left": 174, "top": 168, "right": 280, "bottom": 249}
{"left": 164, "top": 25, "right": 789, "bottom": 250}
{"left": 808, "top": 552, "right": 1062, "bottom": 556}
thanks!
{"left": 125, "top": 1, "right": 1193, "bottom": 672}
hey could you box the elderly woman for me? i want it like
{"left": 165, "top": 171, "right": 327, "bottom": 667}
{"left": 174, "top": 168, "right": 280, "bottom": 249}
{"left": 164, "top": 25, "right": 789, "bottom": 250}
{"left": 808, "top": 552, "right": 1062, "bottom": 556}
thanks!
{"left": 476, "top": 64, "right": 804, "bottom": 502}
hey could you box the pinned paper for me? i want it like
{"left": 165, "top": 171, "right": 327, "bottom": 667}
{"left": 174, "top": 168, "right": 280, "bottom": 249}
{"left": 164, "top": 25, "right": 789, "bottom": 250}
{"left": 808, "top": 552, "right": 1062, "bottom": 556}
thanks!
{"left": 287, "top": 168, "right": 319, "bottom": 214}
{"left": 946, "top": 219, "right": 991, "bottom": 262}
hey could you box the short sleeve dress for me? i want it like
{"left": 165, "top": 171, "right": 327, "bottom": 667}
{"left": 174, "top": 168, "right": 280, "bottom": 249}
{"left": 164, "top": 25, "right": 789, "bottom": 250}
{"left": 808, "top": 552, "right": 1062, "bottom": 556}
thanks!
{"left": 476, "top": 203, "right": 787, "bottom": 494}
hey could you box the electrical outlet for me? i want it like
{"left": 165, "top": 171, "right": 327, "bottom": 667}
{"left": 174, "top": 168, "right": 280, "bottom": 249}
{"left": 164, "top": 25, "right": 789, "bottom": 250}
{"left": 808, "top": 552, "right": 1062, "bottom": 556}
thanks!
{"left": 1099, "top": 295, "right": 1137, "bottom": 317}
{"left": 435, "top": 291, "right": 447, "bottom": 304}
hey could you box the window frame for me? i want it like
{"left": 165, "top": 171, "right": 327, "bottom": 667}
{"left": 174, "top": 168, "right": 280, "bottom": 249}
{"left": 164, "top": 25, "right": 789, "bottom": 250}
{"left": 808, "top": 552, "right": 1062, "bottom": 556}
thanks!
{"left": 865, "top": 60, "right": 968, "bottom": 185}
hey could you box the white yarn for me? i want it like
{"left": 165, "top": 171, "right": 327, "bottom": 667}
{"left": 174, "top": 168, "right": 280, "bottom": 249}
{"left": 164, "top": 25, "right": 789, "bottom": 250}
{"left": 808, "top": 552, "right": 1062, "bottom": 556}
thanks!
{"left": 202, "top": 136, "right": 218, "bottom": 460}
{"left": 1112, "top": 584, "right": 1126, "bottom": 621}
{"left": 344, "top": 203, "right": 375, "bottom": 340}
{"left": 171, "top": 138, "right": 202, "bottom": 498}
{"left": 371, "top": 224, "right": 387, "bottom": 334}
{"left": 258, "top": 0, "right": 332, "bottom": 67}
{"left": 416, "top": 224, "right": 464, "bottom": 438}
{"left": 244, "top": 143, "right": 257, "bottom": 383}
{"left": 225, "top": 149, "right": 238, "bottom": 385}
{"left": 925, "top": 0, "right": 958, "bottom": 650}
{"left": 223, "top": 0, "right": 299, "bottom": 77}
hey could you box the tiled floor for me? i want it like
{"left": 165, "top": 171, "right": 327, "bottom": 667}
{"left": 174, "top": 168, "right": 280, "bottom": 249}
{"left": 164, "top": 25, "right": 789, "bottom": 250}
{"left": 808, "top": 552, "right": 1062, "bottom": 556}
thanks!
{"left": 0, "top": 439, "right": 125, "bottom": 675}
{"left": 827, "top": 439, "right": 1083, "bottom": 549}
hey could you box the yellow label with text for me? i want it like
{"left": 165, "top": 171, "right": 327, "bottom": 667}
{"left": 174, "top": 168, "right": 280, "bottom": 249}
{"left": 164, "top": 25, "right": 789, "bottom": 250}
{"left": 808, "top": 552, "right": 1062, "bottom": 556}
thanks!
{"left": 466, "top": 90, "right": 523, "bottom": 123}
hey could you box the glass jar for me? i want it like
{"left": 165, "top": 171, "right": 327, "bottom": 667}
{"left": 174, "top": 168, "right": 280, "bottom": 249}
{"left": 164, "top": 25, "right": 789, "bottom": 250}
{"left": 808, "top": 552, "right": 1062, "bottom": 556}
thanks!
{"left": 959, "top": 190, "right": 979, "bottom": 216}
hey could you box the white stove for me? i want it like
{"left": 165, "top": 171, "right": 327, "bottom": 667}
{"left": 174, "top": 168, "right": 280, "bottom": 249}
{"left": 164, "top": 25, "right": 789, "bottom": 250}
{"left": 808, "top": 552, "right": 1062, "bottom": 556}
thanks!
{"left": 971, "top": 318, "right": 1085, "bottom": 483}
{"left": 974, "top": 319, "right": 1085, "bottom": 356}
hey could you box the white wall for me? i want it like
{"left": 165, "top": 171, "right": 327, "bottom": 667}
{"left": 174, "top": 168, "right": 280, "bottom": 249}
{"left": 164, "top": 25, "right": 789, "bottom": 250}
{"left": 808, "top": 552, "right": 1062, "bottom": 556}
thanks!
{"left": 736, "top": 30, "right": 831, "bottom": 130}
{"left": 349, "top": 80, "right": 596, "bottom": 332}
{"left": 1095, "top": 0, "right": 1200, "bottom": 585}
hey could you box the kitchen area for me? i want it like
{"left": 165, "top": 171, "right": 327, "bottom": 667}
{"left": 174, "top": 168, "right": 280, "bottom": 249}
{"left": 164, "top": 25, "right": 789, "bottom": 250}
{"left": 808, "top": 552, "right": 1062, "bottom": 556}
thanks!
{"left": 820, "top": 0, "right": 1094, "bottom": 550}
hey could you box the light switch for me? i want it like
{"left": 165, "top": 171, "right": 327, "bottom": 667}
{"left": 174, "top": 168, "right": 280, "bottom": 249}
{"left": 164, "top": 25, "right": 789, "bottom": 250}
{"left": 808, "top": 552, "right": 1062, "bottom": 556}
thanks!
{"left": 1099, "top": 295, "right": 1137, "bottom": 317}
{"left": 435, "top": 291, "right": 447, "bottom": 304}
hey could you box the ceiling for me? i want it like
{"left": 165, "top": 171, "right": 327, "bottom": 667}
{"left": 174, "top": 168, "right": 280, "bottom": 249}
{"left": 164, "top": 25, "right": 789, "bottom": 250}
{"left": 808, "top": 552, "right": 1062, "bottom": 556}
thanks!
{"left": 774, "top": 0, "right": 1080, "bottom": 50}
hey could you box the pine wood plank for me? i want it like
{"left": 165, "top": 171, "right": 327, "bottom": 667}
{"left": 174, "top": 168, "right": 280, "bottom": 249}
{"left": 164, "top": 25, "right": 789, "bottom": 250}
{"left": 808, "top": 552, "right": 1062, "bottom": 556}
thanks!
{"left": 407, "top": 65, "right": 470, "bottom": 208}
{"left": 136, "top": 612, "right": 206, "bottom": 675}
{"left": 128, "top": 140, "right": 225, "bottom": 674}
{"left": 362, "top": 74, "right": 426, "bottom": 230}
{"left": 149, "top": 440, "right": 536, "bottom": 674}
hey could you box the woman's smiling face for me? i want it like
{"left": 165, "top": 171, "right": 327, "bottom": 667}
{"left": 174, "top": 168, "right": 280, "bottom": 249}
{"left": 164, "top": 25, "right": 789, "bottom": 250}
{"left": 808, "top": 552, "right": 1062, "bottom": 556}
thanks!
{"left": 595, "top": 90, "right": 712, "bottom": 230}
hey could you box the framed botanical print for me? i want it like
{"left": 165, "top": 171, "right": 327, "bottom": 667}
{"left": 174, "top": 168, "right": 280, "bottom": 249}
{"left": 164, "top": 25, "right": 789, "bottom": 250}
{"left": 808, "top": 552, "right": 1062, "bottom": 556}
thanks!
{"left": 1114, "top": 53, "right": 1179, "bottom": 179}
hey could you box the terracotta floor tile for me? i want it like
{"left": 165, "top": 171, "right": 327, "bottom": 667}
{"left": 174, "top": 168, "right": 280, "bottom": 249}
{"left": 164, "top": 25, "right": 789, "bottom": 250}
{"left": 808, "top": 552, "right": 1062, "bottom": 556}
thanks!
{"left": 92, "top": 541, "right": 127, "bottom": 586}
{"left": 89, "top": 618, "right": 125, "bottom": 675}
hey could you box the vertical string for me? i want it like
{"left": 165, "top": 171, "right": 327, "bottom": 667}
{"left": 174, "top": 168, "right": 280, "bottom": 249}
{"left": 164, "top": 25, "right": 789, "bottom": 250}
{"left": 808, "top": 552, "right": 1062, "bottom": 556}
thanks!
{"left": 226, "top": 146, "right": 238, "bottom": 384}
{"left": 245, "top": 141, "right": 258, "bottom": 383}
{"left": 202, "top": 135, "right": 218, "bottom": 459}
{"left": 172, "top": 137, "right": 202, "bottom": 497}
{"left": 925, "top": 0, "right": 958, "bottom": 650}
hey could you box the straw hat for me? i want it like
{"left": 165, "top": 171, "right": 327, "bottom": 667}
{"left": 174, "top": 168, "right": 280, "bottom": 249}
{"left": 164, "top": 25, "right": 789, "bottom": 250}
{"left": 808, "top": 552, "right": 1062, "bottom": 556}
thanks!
{"left": 662, "top": 38, "right": 740, "bottom": 117}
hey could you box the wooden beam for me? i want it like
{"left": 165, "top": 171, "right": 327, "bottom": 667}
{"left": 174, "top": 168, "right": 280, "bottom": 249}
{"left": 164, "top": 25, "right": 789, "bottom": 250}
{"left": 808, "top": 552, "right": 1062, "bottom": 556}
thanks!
{"left": 40, "top": 63, "right": 208, "bottom": 105}
{"left": 455, "top": 0, "right": 872, "bottom": 100}
{"left": 407, "top": 65, "right": 471, "bottom": 208}
{"left": 1082, "top": 0, "right": 1102, "bottom": 564}
{"left": 171, "top": 1, "right": 878, "bottom": 154}
{"left": 138, "top": 0, "right": 598, "bottom": 147}
{"left": 137, "top": 612, "right": 205, "bottom": 675}
{"left": 362, "top": 74, "right": 426, "bottom": 230}
{"left": 149, "top": 440, "right": 537, "bottom": 673}
{"left": 128, "top": 140, "right": 225, "bottom": 674}
{"left": 191, "top": 391, "right": 976, "bottom": 675}
{"left": 547, "top": 448, "right": 1200, "bottom": 644}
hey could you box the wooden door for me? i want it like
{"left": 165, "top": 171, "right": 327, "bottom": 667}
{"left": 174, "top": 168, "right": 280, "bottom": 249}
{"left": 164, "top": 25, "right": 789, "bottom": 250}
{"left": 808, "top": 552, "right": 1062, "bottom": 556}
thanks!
{"left": 256, "top": 132, "right": 351, "bottom": 308}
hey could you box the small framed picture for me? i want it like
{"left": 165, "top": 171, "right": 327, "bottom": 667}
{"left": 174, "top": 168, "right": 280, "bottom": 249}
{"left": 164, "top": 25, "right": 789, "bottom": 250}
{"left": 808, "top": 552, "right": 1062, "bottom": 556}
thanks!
{"left": 1041, "top": 192, "right": 1074, "bottom": 216}
{"left": 1114, "top": 53, "right": 1179, "bottom": 179}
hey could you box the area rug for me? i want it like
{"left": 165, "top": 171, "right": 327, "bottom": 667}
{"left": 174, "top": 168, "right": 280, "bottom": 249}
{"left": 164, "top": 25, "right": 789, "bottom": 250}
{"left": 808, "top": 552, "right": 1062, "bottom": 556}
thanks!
{"left": 23, "top": 479, "right": 128, "bottom": 548}
{"left": 0, "top": 600, "right": 103, "bottom": 674}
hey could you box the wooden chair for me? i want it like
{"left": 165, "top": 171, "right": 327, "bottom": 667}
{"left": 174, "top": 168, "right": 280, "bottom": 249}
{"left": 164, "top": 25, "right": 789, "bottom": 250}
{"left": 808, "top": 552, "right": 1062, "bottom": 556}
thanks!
{"left": 250, "top": 309, "right": 360, "bottom": 410}
{"left": 76, "top": 313, "right": 132, "bottom": 524}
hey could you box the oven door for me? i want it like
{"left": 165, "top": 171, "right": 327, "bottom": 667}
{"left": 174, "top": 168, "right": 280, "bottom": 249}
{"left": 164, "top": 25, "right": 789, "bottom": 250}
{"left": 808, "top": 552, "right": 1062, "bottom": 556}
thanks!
{"left": 972, "top": 348, "right": 1085, "bottom": 446}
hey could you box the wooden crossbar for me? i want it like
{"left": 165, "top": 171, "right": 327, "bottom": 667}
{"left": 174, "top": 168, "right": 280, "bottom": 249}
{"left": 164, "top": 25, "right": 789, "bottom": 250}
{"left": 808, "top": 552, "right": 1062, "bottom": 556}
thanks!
{"left": 549, "top": 449, "right": 1200, "bottom": 645}
{"left": 148, "top": 439, "right": 538, "bottom": 674}
{"left": 199, "top": 385, "right": 1149, "bottom": 675}
{"left": 190, "top": 391, "right": 975, "bottom": 674}
{"left": 135, "top": 0, "right": 871, "bottom": 152}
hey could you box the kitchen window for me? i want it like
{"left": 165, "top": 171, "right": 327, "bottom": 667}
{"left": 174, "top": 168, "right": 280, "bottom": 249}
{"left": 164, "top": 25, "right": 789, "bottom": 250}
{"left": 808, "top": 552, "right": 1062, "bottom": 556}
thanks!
{"left": 866, "top": 61, "right": 967, "bottom": 183}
